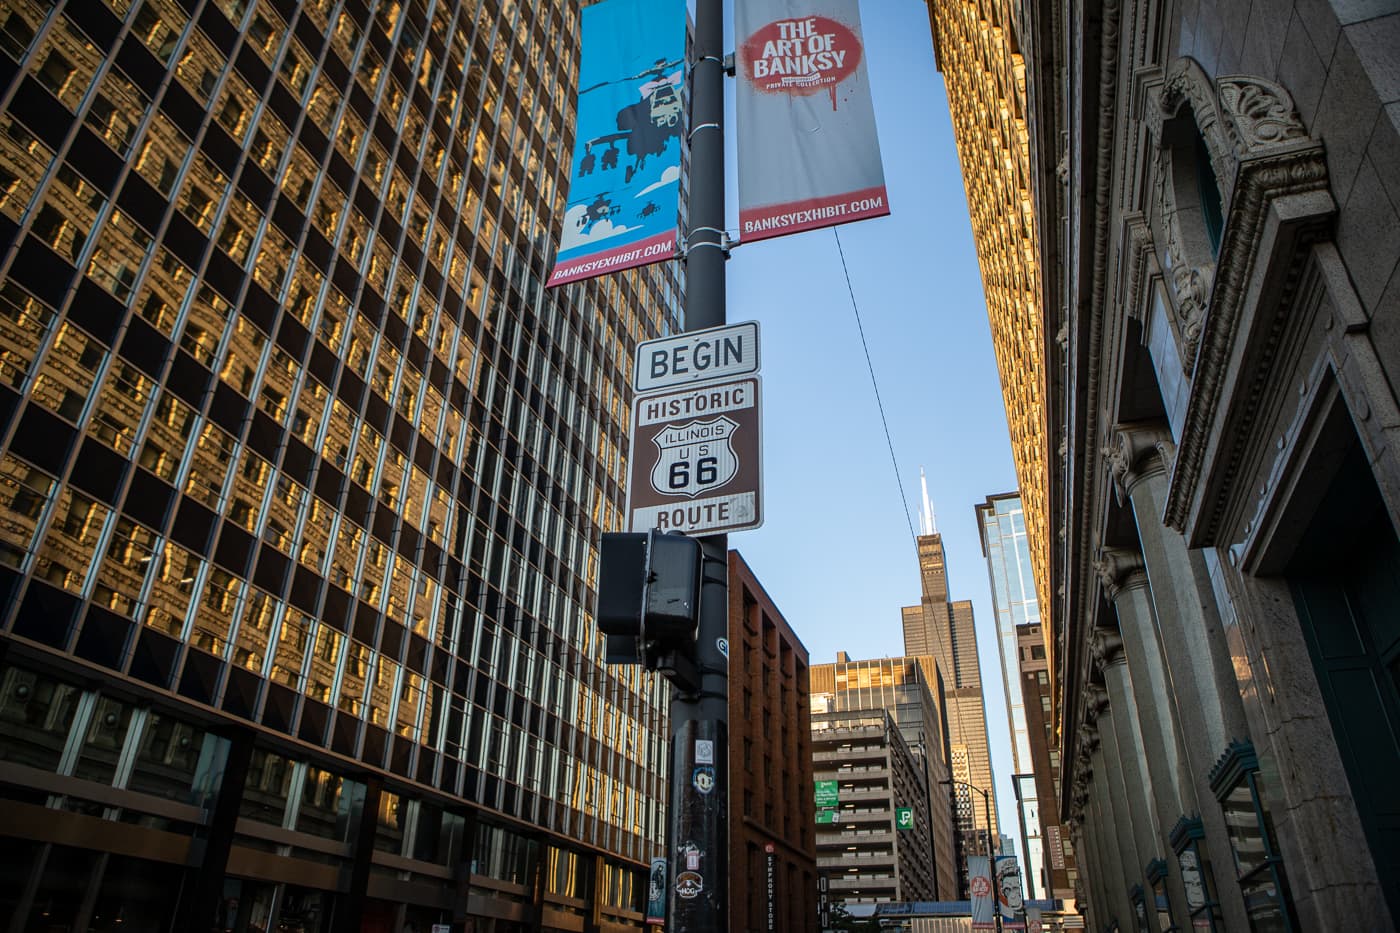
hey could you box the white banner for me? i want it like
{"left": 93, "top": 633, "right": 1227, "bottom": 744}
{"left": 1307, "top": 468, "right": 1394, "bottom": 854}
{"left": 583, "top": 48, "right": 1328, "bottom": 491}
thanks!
{"left": 969, "top": 855, "right": 995, "bottom": 930}
{"left": 735, "top": 0, "right": 890, "bottom": 242}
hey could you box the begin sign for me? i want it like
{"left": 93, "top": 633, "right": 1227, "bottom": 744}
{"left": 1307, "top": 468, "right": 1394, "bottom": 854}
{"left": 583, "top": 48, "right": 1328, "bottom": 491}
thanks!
{"left": 627, "top": 376, "right": 762, "bottom": 536}
{"left": 633, "top": 321, "right": 760, "bottom": 393}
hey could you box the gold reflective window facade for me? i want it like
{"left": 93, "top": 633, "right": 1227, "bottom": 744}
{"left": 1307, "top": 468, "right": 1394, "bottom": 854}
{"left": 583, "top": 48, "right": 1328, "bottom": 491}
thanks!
{"left": 0, "top": 0, "right": 681, "bottom": 919}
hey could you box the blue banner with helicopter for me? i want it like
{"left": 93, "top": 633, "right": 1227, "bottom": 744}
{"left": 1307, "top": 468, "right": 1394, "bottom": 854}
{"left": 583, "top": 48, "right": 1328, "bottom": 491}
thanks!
{"left": 546, "top": 0, "right": 685, "bottom": 287}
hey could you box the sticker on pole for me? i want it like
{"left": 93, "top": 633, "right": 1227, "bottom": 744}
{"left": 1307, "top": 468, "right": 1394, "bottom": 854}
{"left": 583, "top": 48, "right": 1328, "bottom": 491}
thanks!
{"left": 627, "top": 376, "right": 762, "bottom": 535}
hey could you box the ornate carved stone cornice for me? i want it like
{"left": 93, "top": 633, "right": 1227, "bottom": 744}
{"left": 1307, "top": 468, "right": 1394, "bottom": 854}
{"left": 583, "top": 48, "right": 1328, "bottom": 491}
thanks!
{"left": 1104, "top": 422, "right": 1176, "bottom": 501}
{"left": 1093, "top": 546, "right": 1149, "bottom": 601}
{"left": 1085, "top": 682, "right": 1110, "bottom": 721}
{"left": 1159, "top": 71, "right": 1333, "bottom": 540}
{"left": 1090, "top": 626, "right": 1127, "bottom": 670}
{"left": 1061, "top": 0, "right": 1124, "bottom": 822}
{"left": 1215, "top": 77, "right": 1311, "bottom": 155}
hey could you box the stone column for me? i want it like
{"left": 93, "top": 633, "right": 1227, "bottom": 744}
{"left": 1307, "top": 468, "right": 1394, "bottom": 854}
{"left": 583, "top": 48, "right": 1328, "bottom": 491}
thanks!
{"left": 1092, "top": 628, "right": 1164, "bottom": 931}
{"left": 1068, "top": 741, "right": 1102, "bottom": 924}
{"left": 1068, "top": 775, "right": 1104, "bottom": 929}
{"left": 1086, "top": 685, "right": 1136, "bottom": 929}
{"left": 1095, "top": 547, "right": 1193, "bottom": 920}
{"left": 1107, "top": 422, "right": 1254, "bottom": 933}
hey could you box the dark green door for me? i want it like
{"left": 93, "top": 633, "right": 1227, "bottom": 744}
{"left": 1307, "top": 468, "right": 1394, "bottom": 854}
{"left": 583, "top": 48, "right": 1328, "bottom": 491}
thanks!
{"left": 1289, "top": 444, "right": 1400, "bottom": 920}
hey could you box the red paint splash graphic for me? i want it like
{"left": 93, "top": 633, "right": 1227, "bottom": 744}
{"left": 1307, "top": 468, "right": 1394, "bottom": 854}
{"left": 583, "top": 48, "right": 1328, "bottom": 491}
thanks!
{"left": 741, "top": 16, "right": 862, "bottom": 110}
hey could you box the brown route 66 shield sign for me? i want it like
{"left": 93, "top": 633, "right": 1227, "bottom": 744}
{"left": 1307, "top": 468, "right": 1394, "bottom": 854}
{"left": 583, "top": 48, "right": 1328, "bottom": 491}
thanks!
{"left": 626, "top": 375, "right": 762, "bottom": 535}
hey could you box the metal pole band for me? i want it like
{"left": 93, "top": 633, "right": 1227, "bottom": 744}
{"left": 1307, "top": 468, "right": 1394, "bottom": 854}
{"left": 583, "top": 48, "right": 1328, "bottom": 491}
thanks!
{"left": 683, "top": 241, "right": 728, "bottom": 257}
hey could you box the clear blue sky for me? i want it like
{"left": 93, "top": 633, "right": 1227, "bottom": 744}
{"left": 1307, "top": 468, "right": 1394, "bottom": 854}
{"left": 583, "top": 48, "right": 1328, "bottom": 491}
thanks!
{"left": 711, "top": 0, "right": 1024, "bottom": 845}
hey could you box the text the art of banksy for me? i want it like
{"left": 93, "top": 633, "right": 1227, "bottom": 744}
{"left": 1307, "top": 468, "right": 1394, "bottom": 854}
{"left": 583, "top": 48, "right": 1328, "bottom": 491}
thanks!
{"left": 737, "top": 0, "right": 890, "bottom": 241}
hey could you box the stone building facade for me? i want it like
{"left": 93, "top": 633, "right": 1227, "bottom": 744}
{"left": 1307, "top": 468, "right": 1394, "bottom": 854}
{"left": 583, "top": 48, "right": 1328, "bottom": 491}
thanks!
{"left": 1020, "top": 0, "right": 1400, "bottom": 929}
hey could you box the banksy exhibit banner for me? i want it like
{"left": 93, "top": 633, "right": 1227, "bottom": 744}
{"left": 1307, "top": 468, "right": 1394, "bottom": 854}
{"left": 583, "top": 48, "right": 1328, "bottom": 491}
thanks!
{"left": 996, "top": 855, "right": 1026, "bottom": 929}
{"left": 968, "top": 856, "right": 995, "bottom": 930}
{"left": 547, "top": 0, "right": 684, "bottom": 287}
{"left": 735, "top": 0, "right": 890, "bottom": 242}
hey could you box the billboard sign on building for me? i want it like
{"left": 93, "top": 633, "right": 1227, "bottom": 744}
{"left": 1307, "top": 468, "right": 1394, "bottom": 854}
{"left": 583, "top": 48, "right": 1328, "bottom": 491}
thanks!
{"left": 735, "top": 0, "right": 890, "bottom": 242}
{"left": 814, "top": 779, "right": 839, "bottom": 807}
{"left": 547, "top": 0, "right": 685, "bottom": 287}
{"left": 626, "top": 377, "right": 762, "bottom": 535}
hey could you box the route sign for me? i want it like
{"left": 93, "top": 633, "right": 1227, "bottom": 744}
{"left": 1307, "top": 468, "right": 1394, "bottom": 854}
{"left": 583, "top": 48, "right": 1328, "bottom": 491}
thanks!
{"left": 627, "top": 376, "right": 762, "bottom": 535}
{"left": 634, "top": 321, "right": 760, "bottom": 393}
{"left": 895, "top": 807, "right": 914, "bottom": 830}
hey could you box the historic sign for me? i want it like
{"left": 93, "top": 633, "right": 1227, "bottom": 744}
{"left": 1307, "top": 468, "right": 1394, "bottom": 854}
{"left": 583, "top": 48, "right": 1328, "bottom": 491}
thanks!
{"left": 627, "top": 377, "right": 762, "bottom": 535}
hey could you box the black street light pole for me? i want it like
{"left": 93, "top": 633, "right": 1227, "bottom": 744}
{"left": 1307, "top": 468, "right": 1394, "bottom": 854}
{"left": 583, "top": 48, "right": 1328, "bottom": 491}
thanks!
{"left": 942, "top": 778, "right": 1001, "bottom": 933}
{"left": 666, "top": 0, "right": 728, "bottom": 926}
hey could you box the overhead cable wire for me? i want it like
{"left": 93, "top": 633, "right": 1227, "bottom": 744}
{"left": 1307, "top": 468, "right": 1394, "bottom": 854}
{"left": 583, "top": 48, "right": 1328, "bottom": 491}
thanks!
{"left": 833, "top": 227, "right": 917, "bottom": 544}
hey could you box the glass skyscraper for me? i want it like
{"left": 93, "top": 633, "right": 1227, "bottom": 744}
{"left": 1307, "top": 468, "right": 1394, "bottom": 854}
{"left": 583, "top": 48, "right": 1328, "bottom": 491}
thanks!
{"left": 975, "top": 493, "right": 1041, "bottom": 894}
{"left": 0, "top": 0, "right": 680, "bottom": 929}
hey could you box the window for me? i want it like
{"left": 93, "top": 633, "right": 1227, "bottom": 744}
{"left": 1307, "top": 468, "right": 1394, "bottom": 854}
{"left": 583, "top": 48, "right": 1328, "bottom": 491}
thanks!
{"left": 31, "top": 164, "right": 105, "bottom": 263}
{"left": 32, "top": 17, "right": 100, "bottom": 112}
{"left": 131, "top": 0, "right": 186, "bottom": 64}
{"left": 1211, "top": 742, "right": 1297, "bottom": 932}
{"left": 32, "top": 320, "right": 104, "bottom": 423}
{"left": 133, "top": 112, "right": 189, "bottom": 196}
{"left": 86, "top": 210, "right": 153, "bottom": 302}
{"left": 0, "top": 455, "right": 54, "bottom": 568}
{"left": 174, "top": 28, "right": 222, "bottom": 104}
{"left": 86, "top": 67, "right": 149, "bottom": 155}
{"left": 0, "top": 281, "right": 57, "bottom": 390}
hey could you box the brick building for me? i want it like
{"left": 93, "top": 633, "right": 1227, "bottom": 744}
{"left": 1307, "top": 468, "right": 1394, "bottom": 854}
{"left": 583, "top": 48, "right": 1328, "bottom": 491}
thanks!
{"left": 727, "top": 550, "right": 817, "bottom": 932}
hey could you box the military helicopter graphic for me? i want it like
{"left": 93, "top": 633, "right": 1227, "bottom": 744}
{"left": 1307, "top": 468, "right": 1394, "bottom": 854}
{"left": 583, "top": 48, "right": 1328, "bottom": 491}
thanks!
{"left": 574, "top": 192, "right": 618, "bottom": 235}
{"left": 575, "top": 57, "right": 684, "bottom": 185}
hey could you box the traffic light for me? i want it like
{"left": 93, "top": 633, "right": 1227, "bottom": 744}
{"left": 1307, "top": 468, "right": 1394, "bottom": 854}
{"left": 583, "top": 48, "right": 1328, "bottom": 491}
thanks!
{"left": 597, "top": 530, "right": 703, "bottom": 684}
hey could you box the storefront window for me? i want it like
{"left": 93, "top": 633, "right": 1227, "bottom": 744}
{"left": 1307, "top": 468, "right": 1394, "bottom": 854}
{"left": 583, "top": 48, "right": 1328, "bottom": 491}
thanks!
{"left": 73, "top": 694, "right": 135, "bottom": 784}
{"left": 297, "top": 764, "right": 360, "bottom": 841}
{"left": 0, "top": 665, "right": 81, "bottom": 771}
{"left": 240, "top": 747, "right": 293, "bottom": 825}
{"left": 127, "top": 711, "right": 208, "bottom": 802}
{"left": 1147, "top": 859, "right": 1177, "bottom": 932}
{"left": 1170, "top": 816, "right": 1221, "bottom": 932}
{"left": 1211, "top": 742, "right": 1296, "bottom": 933}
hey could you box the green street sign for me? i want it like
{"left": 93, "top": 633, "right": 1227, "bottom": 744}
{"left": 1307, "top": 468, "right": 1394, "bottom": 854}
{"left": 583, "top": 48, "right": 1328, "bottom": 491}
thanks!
{"left": 895, "top": 806, "right": 914, "bottom": 830}
{"left": 816, "top": 809, "right": 838, "bottom": 825}
{"left": 814, "top": 780, "right": 839, "bottom": 808}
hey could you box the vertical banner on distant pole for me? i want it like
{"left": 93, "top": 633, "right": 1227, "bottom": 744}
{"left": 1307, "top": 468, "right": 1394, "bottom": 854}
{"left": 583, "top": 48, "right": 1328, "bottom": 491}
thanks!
{"left": 645, "top": 857, "right": 666, "bottom": 924}
{"left": 969, "top": 855, "right": 995, "bottom": 930}
{"left": 735, "top": 0, "right": 890, "bottom": 242}
{"left": 996, "top": 855, "right": 1027, "bottom": 930}
{"left": 547, "top": 0, "right": 685, "bottom": 287}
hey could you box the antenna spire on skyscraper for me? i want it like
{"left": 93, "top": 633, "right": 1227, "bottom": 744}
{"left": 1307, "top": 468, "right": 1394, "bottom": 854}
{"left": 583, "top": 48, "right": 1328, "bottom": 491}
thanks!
{"left": 919, "top": 466, "right": 938, "bottom": 536}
